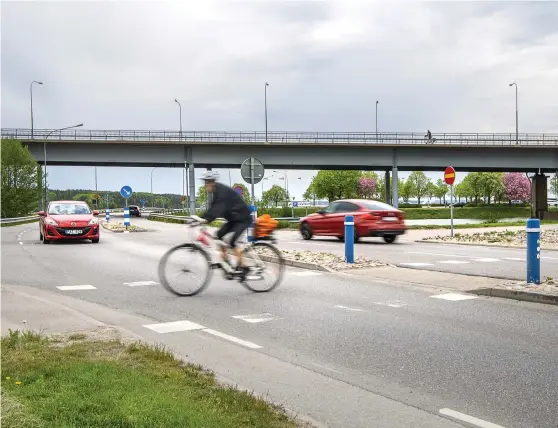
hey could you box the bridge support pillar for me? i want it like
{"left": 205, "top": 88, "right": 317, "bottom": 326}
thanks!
{"left": 385, "top": 171, "right": 391, "bottom": 205}
{"left": 531, "top": 173, "right": 547, "bottom": 220}
{"left": 186, "top": 147, "right": 196, "bottom": 215}
{"left": 391, "top": 149, "right": 399, "bottom": 208}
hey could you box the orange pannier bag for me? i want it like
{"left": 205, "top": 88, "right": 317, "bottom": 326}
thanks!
{"left": 255, "top": 214, "right": 278, "bottom": 238}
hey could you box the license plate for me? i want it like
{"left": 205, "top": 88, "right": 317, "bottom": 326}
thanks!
{"left": 65, "top": 230, "right": 83, "bottom": 235}
{"left": 382, "top": 217, "right": 398, "bottom": 222}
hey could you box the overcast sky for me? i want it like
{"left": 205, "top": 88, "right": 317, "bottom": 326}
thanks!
{"left": 2, "top": 1, "right": 557, "bottom": 199}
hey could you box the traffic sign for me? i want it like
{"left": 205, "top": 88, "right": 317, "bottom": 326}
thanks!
{"left": 240, "top": 158, "right": 264, "bottom": 185}
{"left": 233, "top": 185, "right": 244, "bottom": 196}
{"left": 120, "top": 185, "right": 133, "bottom": 199}
{"left": 292, "top": 201, "right": 298, "bottom": 207}
{"left": 140, "top": 199, "right": 145, "bottom": 204}
{"left": 444, "top": 166, "right": 456, "bottom": 185}
{"left": 93, "top": 193, "right": 100, "bottom": 200}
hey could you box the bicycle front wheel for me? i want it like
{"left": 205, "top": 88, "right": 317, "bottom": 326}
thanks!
{"left": 158, "top": 243, "right": 212, "bottom": 296}
{"left": 241, "top": 241, "right": 285, "bottom": 292}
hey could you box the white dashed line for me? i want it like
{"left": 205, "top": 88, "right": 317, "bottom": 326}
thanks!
{"left": 439, "top": 408, "right": 506, "bottom": 428}
{"left": 334, "top": 305, "right": 364, "bottom": 312}
{"left": 475, "top": 258, "right": 500, "bottom": 262}
{"left": 202, "top": 328, "right": 262, "bottom": 349}
{"left": 311, "top": 362, "right": 343, "bottom": 374}
{"left": 399, "top": 262, "right": 434, "bottom": 267}
{"left": 373, "top": 301, "right": 407, "bottom": 308}
{"left": 143, "top": 320, "right": 205, "bottom": 333}
{"left": 56, "top": 285, "right": 97, "bottom": 291}
{"left": 124, "top": 281, "right": 159, "bottom": 287}
{"left": 232, "top": 313, "right": 278, "bottom": 323}
{"left": 504, "top": 257, "right": 524, "bottom": 261}
{"left": 19, "top": 242, "right": 23, "bottom": 245}
{"left": 290, "top": 271, "right": 323, "bottom": 276}
{"left": 437, "top": 260, "right": 470, "bottom": 264}
{"left": 431, "top": 293, "right": 478, "bottom": 301}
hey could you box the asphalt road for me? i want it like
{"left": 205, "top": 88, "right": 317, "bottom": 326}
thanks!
{"left": 2, "top": 221, "right": 558, "bottom": 428}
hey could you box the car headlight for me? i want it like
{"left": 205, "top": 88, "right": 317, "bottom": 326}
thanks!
{"left": 89, "top": 218, "right": 98, "bottom": 225}
{"left": 44, "top": 218, "right": 58, "bottom": 226}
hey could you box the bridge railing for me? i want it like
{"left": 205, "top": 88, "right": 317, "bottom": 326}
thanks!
{"left": 2, "top": 128, "right": 557, "bottom": 146}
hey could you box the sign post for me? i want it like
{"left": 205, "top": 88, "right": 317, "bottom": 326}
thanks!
{"left": 444, "top": 166, "right": 456, "bottom": 237}
{"left": 120, "top": 185, "right": 133, "bottom": 231}
{"left": 344, "top": 215, "right": 354, "bottom": 263}
{"left": 241, "top": 158, "right": 265, "bottom": 242}
{"left": 526, "top": 218, "right": 541, "bottom": 284}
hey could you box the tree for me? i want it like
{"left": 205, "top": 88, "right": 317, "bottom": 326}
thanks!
{"left": 262, "top": 184, "right": 288, "bottom": 207}
{"left": 426, "top": 182, "right": 437, "bottom": 203}
{"left": 434, "top": 179, "right": 448, "bottom": 204}
{"left": 399, "top": 178, "right": 413, "bottom": 203}
{"left": 197, "top": 185, "right": 208, "bottom": 207}
{"left": 1, "top": 139, "right": 40, "bottom": 218}
{"left": 480, "top": 172, "right": 505, "bottom": 204}
{"left": 312, "top": 170, "right": 360, "bottom": 201}
{"left": 550, "top": 173, "right": 558, "bottom": 199}
{"left": 232, "top": 183, "right": 250, "bottom": 204}
{"left": 357, "top": 176, "right": 376, "bottom": 198}
{"left": 503, "top": 172, "right": 531, "bottom": 203}
{"left": 407, "top": 171, "right": 430, "bottom": 204}
{"left": 462, "top": 173, "right": 483, "bottom": 202}
{"left": 303, "top": 182, "right": 318, "bottom": 206}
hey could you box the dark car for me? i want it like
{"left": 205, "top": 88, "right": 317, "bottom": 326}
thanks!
{"left": 299, "top": 199, "right": 407, "bottom": 244}
{"left": 128, "top": 205, "right": 141, "bottom": 217}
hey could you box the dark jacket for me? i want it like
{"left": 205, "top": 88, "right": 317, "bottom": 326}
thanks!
{"left": 201, "top": 183, "right": 251, "bottom": 223}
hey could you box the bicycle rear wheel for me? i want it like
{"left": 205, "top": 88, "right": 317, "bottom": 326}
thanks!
{"left": 241, "top": 241, "right": 285, "bottom": 292}
{"left": 158, "top": 243, "right": 212, "bottom": 296}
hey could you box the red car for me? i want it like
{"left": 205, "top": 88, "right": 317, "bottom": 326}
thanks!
{"left": 39, "top": 200, "right": 101, "bottom": 244}
{"left": 299, "top": 199, "right": 406, "bottom": 243}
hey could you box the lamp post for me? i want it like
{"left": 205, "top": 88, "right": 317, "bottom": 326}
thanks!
{"left": 509, "top": 82, "right": 518, "bottom": 145}
{"left": 30, "top": 80, "right": 43, "bottom": 139}
{"left": 43, "top": 123, "right": 83, "bottom": 207}
{"left": 150, "top": 167, "right": 157, "bottom": 207}
{"left": 375, "top": 100, "right": 379, "bottom": 137}
{"left": 264, "top": 82, "right": 269, "bottom": 142}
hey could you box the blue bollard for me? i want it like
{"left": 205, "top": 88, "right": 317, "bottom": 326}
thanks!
{"left": 344, "top": 215, "right": 354, "bottom": 263}
{"left": 247, "top": 205, "right": 257, "bottom": 242}
{"left": 123, "top": 207, "right": 130, "bottom": 230}
{"left": 105, "top": 208, "right": 110, "bottom": 223}
{"left": 526, "top": 218, "right": 541, "bottom": 284}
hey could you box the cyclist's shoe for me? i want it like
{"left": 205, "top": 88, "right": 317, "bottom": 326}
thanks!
{"left": 236, "top": 265, "right": 251, "bottom": 280}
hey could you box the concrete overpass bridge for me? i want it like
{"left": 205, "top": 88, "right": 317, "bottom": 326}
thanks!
{"left": 2, "top": 128, "right": 557, "bottom": 215}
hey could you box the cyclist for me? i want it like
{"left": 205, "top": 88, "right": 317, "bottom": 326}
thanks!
{"left": 193, "top": 171, "right": 252, "bottom": 277}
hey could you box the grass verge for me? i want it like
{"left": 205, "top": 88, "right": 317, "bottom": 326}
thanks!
{"left": 1, "top": 329, "right": 303, "bottom": 428}
{"left": 407, "top": 220, "right": 558, "bottom": 230}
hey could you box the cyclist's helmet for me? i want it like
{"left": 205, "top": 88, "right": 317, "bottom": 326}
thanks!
{"left": 201, "top": 170, "right": 220, "bottom": 182}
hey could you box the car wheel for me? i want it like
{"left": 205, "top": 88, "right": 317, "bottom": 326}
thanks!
{"left": 383, "top": 235, "right": 397, "bottom": 244}
{"left": 43, "top": 236, "right": 51, "bottom": 244}
{"left": 338, "top": 233, "right": 360, "bottom": 243}
{"left": 91, "top": 238, "right": 100, "bottom": 244}
{"left": 40, "top": 230, "right": 44, "bottom": 241}
{"left": 300, "top": 223, "right": 313, "bottom": 240}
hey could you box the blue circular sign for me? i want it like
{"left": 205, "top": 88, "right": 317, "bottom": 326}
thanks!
{"left": 120, "top": 185, "right": 133, "bottom": 199}
{"left": 233, "top": 185, "right": 243, "bottom": 196}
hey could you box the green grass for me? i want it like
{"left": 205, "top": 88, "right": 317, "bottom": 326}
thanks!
{"left": 1, "top": 329, "right": 302, "bottom": 428}
{"left": 1, "top": 218, "right": 39, "bottom": 228}
{"left": 407, "top": 220, "right": 558, "bottom": 230}
{"left": 401, "top": 205, "right": 531, "bottom": 221}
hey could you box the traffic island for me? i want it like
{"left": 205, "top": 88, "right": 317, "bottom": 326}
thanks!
{"left": 468, "top": 277, "right": 558, "bottom": 306}
{"left": 421, "top": 228, "right": 558, "bottom": 250}
{"left": 1, "top": 328, "right": 306, "bottom": 428}
{"left": 101, "top": 222, "right": 149, "bottom": 233}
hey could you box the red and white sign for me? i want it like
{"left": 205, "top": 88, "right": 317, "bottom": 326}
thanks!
{"left": 444, "top": 166, "right": 456, "bottom": 185}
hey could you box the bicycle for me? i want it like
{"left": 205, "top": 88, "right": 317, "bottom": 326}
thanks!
{"left": 158, "top": 216, "right": 285, "bottom": 296}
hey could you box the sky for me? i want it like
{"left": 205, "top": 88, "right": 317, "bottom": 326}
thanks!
{"left": 2, "top": 0, "right": 557, "bottom": 200}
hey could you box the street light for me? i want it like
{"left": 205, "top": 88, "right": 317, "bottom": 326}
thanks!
{"left": 261, "top": 175, "right": 274, "bottom": 196}
{"left": 509, "top": 82, "right": 518, "bottom": 145}
{"left": 264, "top": 82, "right": 269, "bottom": 142}
{"left": 43, "top": 123, "right": 83, "bottom": 207}
{"left": 30, "top": 80, "right": 43, "bottom": 139}
{"left": 151, "top": 167, "right": 157, "bottom": 207}
{"left": 375, "top": 100, "right": 379, "bottom": 137}
{"left": 174, "top": 99, "right": 183, "bottom": 139}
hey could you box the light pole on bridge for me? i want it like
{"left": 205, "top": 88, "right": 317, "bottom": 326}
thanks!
{"left": 265, "top": 82, "right": 269, "bottom": 142}
{"left": 509, "top": 82, "right": 518, "bottom": 145}
{"left": 375, "top": 100, "right": 379, "bottom": 137}
{"left": 30, "top": 80, "right": 43, "bottom": 139}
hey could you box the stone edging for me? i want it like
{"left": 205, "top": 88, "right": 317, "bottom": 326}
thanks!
{"left": 468, "top": 288, "right": 558, "bottom": 306}
{"left": 255, "top": 254, "right": 334, "bottom": 272}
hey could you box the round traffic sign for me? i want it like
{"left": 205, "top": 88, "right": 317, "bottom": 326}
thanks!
{"left": 240, "top": 158, "right": 265, "bottom": 184}
{"left": 233, "top": 185, "right": 244, "bottom": 196}
{"left": 444, "top": 166, "right": 456, "bottom": 185}
{"left": 120, "top": 185, "right": 133, "bottom": 199}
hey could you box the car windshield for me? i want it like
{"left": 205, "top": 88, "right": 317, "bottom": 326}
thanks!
{"left": 359, "top": 200, "right": 396, "bottom": 211}
{"left": 48, "top": 203, "right": 91, "bottom": 215}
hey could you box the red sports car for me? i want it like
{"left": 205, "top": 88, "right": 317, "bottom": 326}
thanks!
{"left": 39, "top": 200, "right": 101, "bottom": 244}
{"left": 299, "top": 199, "right": 406, "bottom": 243}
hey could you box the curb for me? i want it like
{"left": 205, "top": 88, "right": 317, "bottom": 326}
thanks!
{"left": 468, "top": 288, "right": 558, "bottom": 306}
{"left": 416, "top": 239, "right": 558, "bottom": 252}
{"left": 256, "top": 254, "right": 334, "bottom": 272}
{"left": 100, "top": 222, "right": 150, "bottom": 234}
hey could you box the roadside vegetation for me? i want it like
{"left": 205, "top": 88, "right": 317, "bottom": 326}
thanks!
{"left": 1, "top": 329, "right": 303, "bottom": 428}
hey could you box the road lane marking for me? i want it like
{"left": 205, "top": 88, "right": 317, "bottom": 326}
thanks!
{"left": 475, "top": 258, "right": 500, "bottom": 262}
{"left": 373, "top": 301, "right": 407, "bottom": 308}
{"left": 334, "top": 305, "right": 364, "bottom": 312}
{"left": 437, "top": 260, "right": 470, "bottom": 264}
{"left": 439, "top": 408, "right": 506, "bottom": 428}
{"left": 399, "top": 262, "right": 433, "bottom": 267}
{"left": 286, "top": 241, "right": 336, "bottom": 247}
{"left": 504, "top": 257, "right": 524, "bottom": 261}
{"left": 290, "top": 271, "right": 323, "bottom": 276}
{"left": 409, "top": 251, "right": 475, "bottom": 258}
{"left": 124, "top": 281, "right": 159, "bottom": 287}
{"left": 311, "top": 363, "right": 342, "bottom": 374}
{"left": 431, "top": 293, "right": 478, "bottom": 301}
{"left": 202, "top": 328, "right": 262, "bottom": 349}
{"left": 143, "top": 320, "right": 205, "bottom": 333}
{"left": 232, "top": 313, "right": 278, "bottom": 323}
{"left": 56, "top": 285, "right": 97, "bottom": 291}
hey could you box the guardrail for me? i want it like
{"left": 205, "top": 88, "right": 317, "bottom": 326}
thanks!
{"left": 3, "top": 128, "right": 558, "bottom": 146}
{"left": 0, "top": 215, "right": 39, "bottom": 225}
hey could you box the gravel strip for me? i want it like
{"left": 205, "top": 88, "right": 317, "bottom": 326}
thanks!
{"left": 423, "top": 229, "right": 558, "bottom": 250}
{"left": 101, "top": 222, "right": 149, "bottom": 232}
{"left": 494, "top": 277, "right": 558, "bottom": 296}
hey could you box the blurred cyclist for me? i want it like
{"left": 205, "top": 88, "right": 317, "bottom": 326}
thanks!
{"left": 192, "top": 171, "right": 252, "bottom": 277}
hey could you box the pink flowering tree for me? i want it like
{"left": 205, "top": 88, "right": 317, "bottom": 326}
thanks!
{"left": 503, "top": 172, "right": 531, "bottom": 203}
{"left": 357, "top": 176, "right": 376, "bottom": 198}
